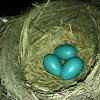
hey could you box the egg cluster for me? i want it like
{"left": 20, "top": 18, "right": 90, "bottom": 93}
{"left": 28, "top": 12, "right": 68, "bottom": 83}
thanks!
{"left": 43, "top": 44, "right": 84, "bottom": 80}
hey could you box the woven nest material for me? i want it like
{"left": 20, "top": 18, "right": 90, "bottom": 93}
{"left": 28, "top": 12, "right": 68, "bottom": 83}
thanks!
{"left": 0, "top": 0, "right": 100, "bottom": 100}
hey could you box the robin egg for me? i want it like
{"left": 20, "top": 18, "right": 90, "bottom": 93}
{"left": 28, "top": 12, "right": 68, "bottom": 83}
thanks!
{"left": 43, "top": 54, "right": 62, "bottom": 76}
{"left": 61, "top": 57, "right": 84, "bottom": 80}
{"left": 54, "top": 44, "right": 77, "bottom": 60}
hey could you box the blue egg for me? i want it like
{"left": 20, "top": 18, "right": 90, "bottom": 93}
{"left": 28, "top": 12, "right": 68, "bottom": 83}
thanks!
{"left": 54, "top": 44, "right": 77, "bottom": 60}
{"left": 61, "top": 57, "right": 84, "bottom": 80}
{"left": 43, "top": 54, "right": 62, "bottom": 76}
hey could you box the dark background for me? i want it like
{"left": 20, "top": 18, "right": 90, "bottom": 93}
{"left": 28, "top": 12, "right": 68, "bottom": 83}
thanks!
{"left": 0, "top": 0, "right": 100, "bottom": 17}
{"left": 0, "top": 0, "right": 47, "bottom": 17}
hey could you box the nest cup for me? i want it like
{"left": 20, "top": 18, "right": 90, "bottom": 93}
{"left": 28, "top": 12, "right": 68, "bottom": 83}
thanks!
{"left": 0, "top": 0, "right": 100, "bottom": 100}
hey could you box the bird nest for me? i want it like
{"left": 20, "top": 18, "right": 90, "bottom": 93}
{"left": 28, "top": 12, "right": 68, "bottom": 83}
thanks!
{"left": 0, "top": 0, "right": 100, "bottom": 100}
